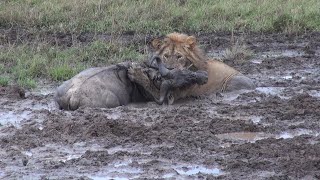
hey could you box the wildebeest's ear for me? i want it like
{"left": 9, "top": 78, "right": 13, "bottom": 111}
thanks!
{"left": 151, "top": 38, "right": 163, "bottom": 50}
{"left": 186, "top": 36, "right": 197, "bottom": 49}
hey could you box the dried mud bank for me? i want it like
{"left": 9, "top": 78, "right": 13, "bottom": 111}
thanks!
{"left": 1, "top": 32, "right": 320, "bottom": 179}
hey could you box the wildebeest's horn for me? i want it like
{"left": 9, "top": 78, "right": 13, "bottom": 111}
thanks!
{"left": 148, "top": 55, "right": 161, "bottom": 68}
{"left": 150, "top": 55, "right": 170, "bottom": 76}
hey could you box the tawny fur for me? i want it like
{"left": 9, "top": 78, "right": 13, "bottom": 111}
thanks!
{"left": 149, "top": 32, "right": 255, "bottom": 96}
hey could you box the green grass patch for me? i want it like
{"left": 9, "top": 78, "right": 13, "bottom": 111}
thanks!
{"left": 17, "top": 77, "right": 36, "bottom": 89}
{"left": 0, "top": 40, "right": 144, "bottom": 87}
{"left": 0, "top": 0, "right": 319, "bottom": 33}
{"left": 1, "top": 0, "right": 319, "bottom": 87}
{"left": 49, "top": 64, "right": 81, "bottom": 81}
{"left": 0, "top": 76, "right": 9, "bottom": 86}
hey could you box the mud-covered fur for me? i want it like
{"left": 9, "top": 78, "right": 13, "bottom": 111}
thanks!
{"left": 151, "top": 56, "right": 208, "bottom": 104}
{"left": 55, "top": 62, "right": 152, "bottom": 110}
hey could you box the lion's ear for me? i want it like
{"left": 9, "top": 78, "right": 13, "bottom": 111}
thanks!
{"left": 151, "top": 38, "right": 163, "bottom": 50}
{"left": 186, "top": 36, "right": 197, "bottom": 49}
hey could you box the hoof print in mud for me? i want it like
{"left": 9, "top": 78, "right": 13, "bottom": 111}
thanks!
{"left": 22, "top": 158, "right": 28, "bottom": 166}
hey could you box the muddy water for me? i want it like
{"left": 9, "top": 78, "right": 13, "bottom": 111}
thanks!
{"left": 1, "top": 33, "right": 320, "bottom": 179}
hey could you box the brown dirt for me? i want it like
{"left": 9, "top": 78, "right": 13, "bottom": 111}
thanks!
{"left": 0, "top": 32, "right": 320, "bottom": 179}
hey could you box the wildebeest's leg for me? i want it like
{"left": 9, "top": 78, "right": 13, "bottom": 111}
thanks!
{"left": 103, "top": 91, "right": 122, "bottom": 108}
{"left": 55, "top": 80, "right": 76, "bottom": 110}
{"left": 155, "top": 80, "right": 174, "bottom": 105}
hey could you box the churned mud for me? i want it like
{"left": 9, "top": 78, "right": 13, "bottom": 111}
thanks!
{"left": 1, "top": 32, "right": 320, "bottom": 179}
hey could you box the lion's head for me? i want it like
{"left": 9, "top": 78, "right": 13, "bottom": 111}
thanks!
{"left": 149, "top": 33, "right": 208, "bottom": 70}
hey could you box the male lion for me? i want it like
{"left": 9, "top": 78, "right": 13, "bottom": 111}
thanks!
{"left": 147, "top": 32, "right": 255, "bottom": 95}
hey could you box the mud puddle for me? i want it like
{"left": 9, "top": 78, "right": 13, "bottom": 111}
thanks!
{"left": 217, "top": 129, "right": 319, "bottom": 144}
{"left": 209, "top": 48, "right": 306, "bottom": 64}
{"left": 1, "top": 32, "right": 320, "bottom": 179}
{"left": 0, "top": 87, "right": 56, "bottom": 127}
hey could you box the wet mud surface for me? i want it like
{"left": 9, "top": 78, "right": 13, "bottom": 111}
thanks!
{"left": 1, "top": 32, "right": 320, "bottom": 179}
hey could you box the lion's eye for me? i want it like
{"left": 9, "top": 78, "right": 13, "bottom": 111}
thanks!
{"left": 163, "top": 54, "right": 169, "bottom": 58}
{"left": 177, "top": 54, "right": 182, "bottom": 59}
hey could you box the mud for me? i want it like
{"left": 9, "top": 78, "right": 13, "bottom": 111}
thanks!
{"left": 1, "top": 32, "right": 320, "bottom": 179}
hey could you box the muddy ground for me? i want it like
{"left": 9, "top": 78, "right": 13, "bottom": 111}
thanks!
{"left": 1, "top": 32, "right": 320, "bottom": 179}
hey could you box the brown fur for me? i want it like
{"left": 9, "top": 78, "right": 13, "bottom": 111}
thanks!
{"left": 150, "top": 32, "right": 208, "bottom": 71}
{"left": 149, "top": 32, "right": 254, "bottom": 96}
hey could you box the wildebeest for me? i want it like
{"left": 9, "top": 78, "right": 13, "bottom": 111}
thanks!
{"left": 55, "top": 62, "right": 151, "bottom": 110}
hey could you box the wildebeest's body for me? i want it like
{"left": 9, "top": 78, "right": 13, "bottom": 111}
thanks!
{"left": 55, "top": 63, "right": 149, "bottom": 110}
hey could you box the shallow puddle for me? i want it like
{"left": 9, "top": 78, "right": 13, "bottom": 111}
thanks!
{"left": 82, "top": 162, "right": 142, "bottom": 180}
{"left": 256, "top": 86, "right": 320, "bottom": 99}
{"left": 256, "top": 87, "right": 286, "bottom": 97}
{"left": 217, "top": 129, "right": 318, "bottom": 144}
{"left": 251, "top": 50, "right": 305, "bottom": 64}
{"left": 0, "top": 110, "right": 32, "bottom": 126}
{"left": 281, "top": 75, "right": 293, "bottom": 80}
{"left": 251, "top": 59, "right": 262, "bottom": 64}
{"left": 216, "top": 132, "right": 270, "bottom": 142}
{"left": 86, "top": 158, "right": 223, "bottom": 179}
{"left": 20, "top": 143, "right": 106, "bottom": 164}
{"left": 250, "top": 116, "right": 262, "bottom": 124}
{"left": 260, "top": 50, "right": 305, "bottom": 58}
{"left": 174, "top": 165, "right": 222, "bottom": 176}
{"left": 0, "top": 95, "right": 56, "bottom": 127}
{"left": 88, "top": 176, "right": 129, "bottom": 180}
{"left": 105, "top": 111, "right": 121, "bottom": 120}
{"left": 277, "top": 129, "right": 318, "bottom": 139}
{"left": 107, "top": 146, "right": 146, "bottom": 155}
{"left": 207, "top": 50, "right": 225, "bottom": 58}
{"left": 308, "top": 90, "right": 320, "bottom": 98}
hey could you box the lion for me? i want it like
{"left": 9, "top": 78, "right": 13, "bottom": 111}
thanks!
{"left": 146, "top": 32, "right": 255, "bottom": 96}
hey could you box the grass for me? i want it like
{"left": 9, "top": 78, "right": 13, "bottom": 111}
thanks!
{"left": 0, "top": 76, "right": 9, "bottom": 86}
{"left": 223, "top": 35, "right": 253, "bottom": 63}
{"left": 0, "top": 0, "right": 320, "bottom": 88}
{"left": 0, "top": 0, "right": 319, "bottom": 33}
{"left": 0, "top": 40, "right": 144, "bottom": 88}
